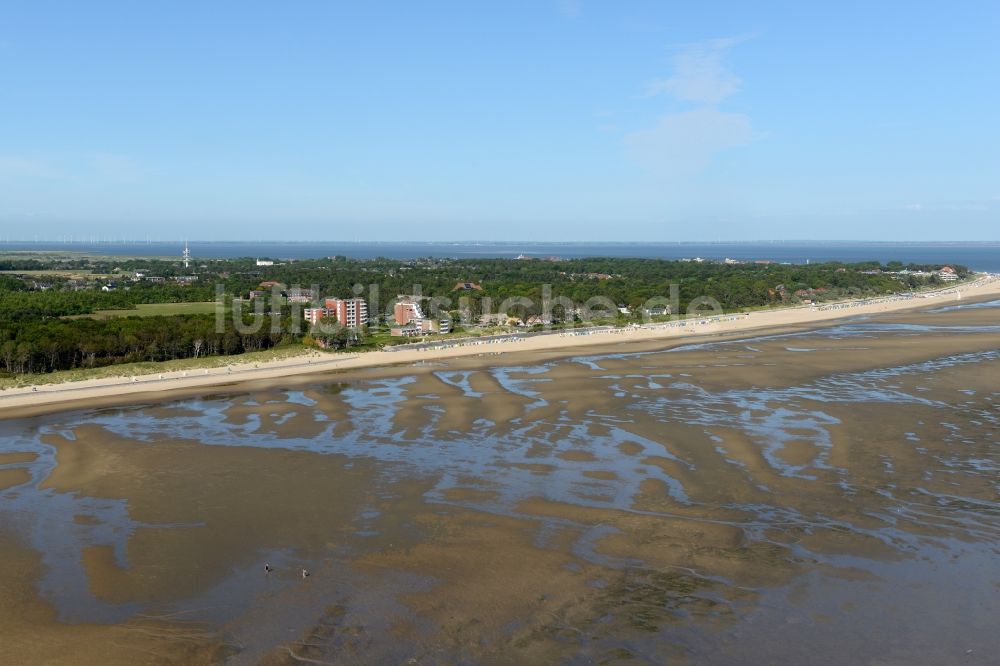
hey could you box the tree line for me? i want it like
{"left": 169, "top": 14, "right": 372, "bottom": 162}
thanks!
{"left": 0, "top": 256, "right": 970, "bottom": 375}
{"left": 0, "top": 314, "right": 297, "bottom": 374}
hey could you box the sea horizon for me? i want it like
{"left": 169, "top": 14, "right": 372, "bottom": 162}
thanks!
{"left": 4, "top": 239, "right": 1000, "bottom": 271}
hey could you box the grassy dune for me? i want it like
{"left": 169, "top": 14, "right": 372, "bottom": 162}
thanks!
{"left": 65, "top": 302, "right": 220, "bottom": 320}
{"left": 0, "top": 344, "right": 317, "bottom": 389}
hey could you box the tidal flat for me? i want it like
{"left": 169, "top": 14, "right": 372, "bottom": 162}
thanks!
{"left": 1, "top": 299, "right": 999, "bottom": 664}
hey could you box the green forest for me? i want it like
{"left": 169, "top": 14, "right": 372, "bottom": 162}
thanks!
{"left": 0, "top": 254, "right": 969, "bottom": 375}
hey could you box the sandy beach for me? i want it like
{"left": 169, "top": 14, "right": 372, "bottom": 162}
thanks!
{"left": 2, "top": 275, "right": 997, "bottom": 417}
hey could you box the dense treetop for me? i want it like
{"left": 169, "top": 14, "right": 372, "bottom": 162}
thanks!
{"left": 0, "top": 254, "right": 969, "bottom": 375}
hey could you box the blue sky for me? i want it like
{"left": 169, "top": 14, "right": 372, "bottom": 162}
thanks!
{"left": 1, "top": 1, "right": 998, "bottom": 241}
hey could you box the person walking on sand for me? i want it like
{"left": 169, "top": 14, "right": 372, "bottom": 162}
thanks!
{"left": 301, "top": 568, "right": 310, "bottom": 579}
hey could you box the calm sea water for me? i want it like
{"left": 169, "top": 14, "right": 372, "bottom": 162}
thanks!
{"left": 3, "top": 240, "right": 1000, "bottom": 271}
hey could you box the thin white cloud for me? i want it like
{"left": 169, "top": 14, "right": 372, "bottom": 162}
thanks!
{"left": 898, "top": 200, "right": 994, "bottom": 213}
{"left": 556, "top": 0, "right": 581, "bottom": 18}
{"left": 0, "top": 156, "right": 57, "bottom": 179}
{"left": 87, "top": 153, "right": 143, "bottom": 183}
{"left": 625, "top": 108, "right": 751, "bottom": 178}
{"left": 645, "top": 37, "right": 743, "bottom": 105}
{"left": 0, "top": 153, "right": 143, "bottom": 183}
{"left": 625, "top": 37, "right": 751, "bottom": 181}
